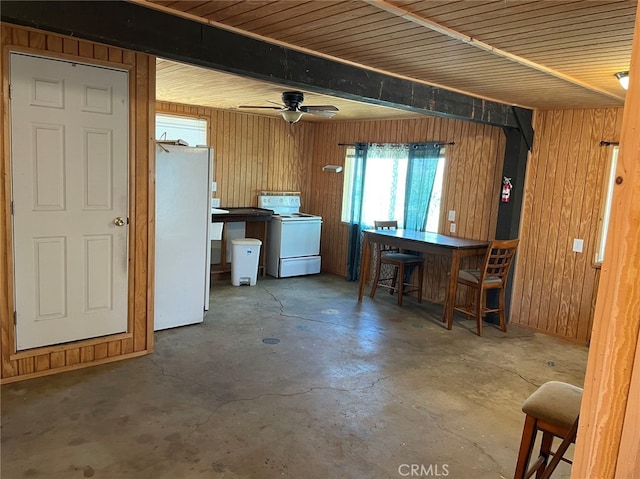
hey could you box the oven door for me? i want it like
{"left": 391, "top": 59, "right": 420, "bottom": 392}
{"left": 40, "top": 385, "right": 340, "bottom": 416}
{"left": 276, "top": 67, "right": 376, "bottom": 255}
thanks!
{"left": 278, "top": 219, "right": 321, "bottom": 258}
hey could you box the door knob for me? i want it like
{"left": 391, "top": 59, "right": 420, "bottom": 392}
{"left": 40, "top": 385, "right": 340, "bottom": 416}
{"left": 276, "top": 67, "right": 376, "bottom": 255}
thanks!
{"left": 113, "top": 217, "right": 126, "bottom": 226}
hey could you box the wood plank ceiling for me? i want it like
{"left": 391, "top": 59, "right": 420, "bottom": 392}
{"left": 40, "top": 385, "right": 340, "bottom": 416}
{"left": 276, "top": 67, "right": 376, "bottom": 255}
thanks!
{"left": 143, "top": 0, "right": 636, "bottom": 120}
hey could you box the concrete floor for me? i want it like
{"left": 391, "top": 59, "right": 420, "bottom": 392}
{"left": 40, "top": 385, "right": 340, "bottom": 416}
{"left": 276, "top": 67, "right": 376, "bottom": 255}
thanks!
{"left": 1, "top": 274, "right": 588, "bottom": 479}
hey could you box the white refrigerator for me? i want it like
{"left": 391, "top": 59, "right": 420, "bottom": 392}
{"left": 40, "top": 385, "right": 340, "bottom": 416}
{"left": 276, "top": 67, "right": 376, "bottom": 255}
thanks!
{"left": 155, "top": 144, "right": 213, "bottom": 331}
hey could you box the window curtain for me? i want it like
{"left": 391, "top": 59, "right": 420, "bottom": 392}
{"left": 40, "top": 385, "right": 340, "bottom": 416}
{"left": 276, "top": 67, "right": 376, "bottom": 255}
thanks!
{"left": 346, "top": 143, "right": 367, "bottom": 281}
{"left": 404, "top": 142, "right": 442, "bottom": 231}
{"left": 345, "top": 142, "right": 441, "bottom": 281}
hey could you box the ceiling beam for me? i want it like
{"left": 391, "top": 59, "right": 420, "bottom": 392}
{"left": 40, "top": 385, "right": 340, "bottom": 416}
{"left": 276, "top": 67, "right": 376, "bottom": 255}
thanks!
{"left": 1, "top": 0, "right": 529, "bottom": 129}
{"left": 364, "top": 0, "right": 625, "bottom": 103}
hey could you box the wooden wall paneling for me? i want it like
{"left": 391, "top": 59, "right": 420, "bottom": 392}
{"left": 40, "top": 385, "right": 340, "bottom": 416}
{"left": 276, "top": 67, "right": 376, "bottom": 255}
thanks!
{"left": 469, "top": 125, "right": 487, "bottom": 238}
{"left": 513, "top": 107, "right": 623, "bottom": 342}
{"left": 78, "top": 40, "right": 94, "bottom": 59}
{"left": 18, "top": 358, "right": 34, "bottom": 375}
{"left": 225, "top": 115, "right": 236, "bottom": 206}
{"left": 50, "top": 351, "right": 65, "bottom": 369}
{"left": 519, "top": 108, "right": 546, "bottom": 329}
{"left": 577, "top": 108, "right": 623, "bottom": 342}
{"left": 570, "top": 109, "right": 602, "bottom": 340}
{"left": 252, "top": 115, "right": 262, "bottom": 202}
{"left": 269, "top": 116, "right": 280, "bottom": 193}
{"left": 93, "top": 44, "right": 109, "bottom": 62}
{"left": 521, "top": 110, "right": 561, "bottom": 331}
{"left": 94, "top": 344, "right": 108, "bottom": 361}
{"left": 108, "top": 341, "right": 122, "bottom": 357}
{"left": 11, "top": 27, "right": 28, "bottom": 47}
{"left": 479, "top": 124, "right": 498, "bottom": 238}
{"left": 219, "top": 110, "right": 230, "bottom": 202}
{"left": 28, "top": 31, "right": 46, "bottom": 49}
{"left": 556, "top": 110, "right": 588, "bottom": 338}
{"left": 466, "top": 123, "right": 484, "bottom": 237}
{"left": 540, "top": 109, "right": 577, "bottom": 334}
{"left": 66, "top": 349, "right": 80, "bottom": 366}
{"left": 35, "top": 354, "right": 50, "bottom": 372}
{"left": 511, "top": 110, "right": 545, "bottom": 328}
{"left": 437, "top": 120, "right": 454, "bottom": 235}
{"left": 0, "top": 24, "right": 153, "bottom": 382}
{"left": 46, "top": 34, "right": 63, "bottom": 53}
{"left": 302, "top": 123, "right": 315, "bottom": 207}
{"left": 80, "top": 346, "right": 94, "bottom": 364}
{"left": 536, "top": 109, "right": 569, "bottom": 333}
{"left": 452, "top": 120, "right": 470, "bottom": 237}
{"left": 562, "top": 109, "right": 600, "bottom": 340}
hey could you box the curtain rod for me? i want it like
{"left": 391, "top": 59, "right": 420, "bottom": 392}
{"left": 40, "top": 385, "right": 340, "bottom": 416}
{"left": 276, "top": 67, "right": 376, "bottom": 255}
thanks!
{"left": 337, "top": 141, "right": 455, "bottom": 147}
{"left": 600, "top": 141, "right": 619, "bottom": 146}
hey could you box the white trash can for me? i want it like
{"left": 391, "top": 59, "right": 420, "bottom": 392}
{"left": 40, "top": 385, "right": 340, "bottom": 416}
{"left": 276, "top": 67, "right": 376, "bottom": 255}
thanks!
{"left": 231, "top": 238, "right": 262, "bottom": 286}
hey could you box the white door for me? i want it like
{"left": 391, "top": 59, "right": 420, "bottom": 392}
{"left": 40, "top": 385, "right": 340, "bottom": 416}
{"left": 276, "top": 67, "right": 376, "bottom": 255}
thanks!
{"left": 10, "top": 53, "right": 129, "bottom": 351}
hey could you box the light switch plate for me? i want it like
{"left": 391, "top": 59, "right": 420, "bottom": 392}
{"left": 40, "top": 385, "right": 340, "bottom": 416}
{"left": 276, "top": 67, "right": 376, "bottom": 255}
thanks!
{"left": 448, "top": 210, "right": 456, "bottom": 222}
{"left": 573, "top": 238, "right": 584, "bottom": 253}
{"left": 450, "top": 223, "right": 456, "bottom": 233}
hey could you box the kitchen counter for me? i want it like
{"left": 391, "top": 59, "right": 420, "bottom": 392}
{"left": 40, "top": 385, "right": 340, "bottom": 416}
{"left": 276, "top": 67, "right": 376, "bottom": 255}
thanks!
{"left": 211, "top": 207, "right": 273, "bottom": 223}
{"left": 211, "top": 207, "right": 273, "bottom": 280}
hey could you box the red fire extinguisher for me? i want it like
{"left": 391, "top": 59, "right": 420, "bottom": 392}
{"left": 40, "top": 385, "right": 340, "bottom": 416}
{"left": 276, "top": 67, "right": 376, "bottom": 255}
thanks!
{"left": 501, "top": 177, "right": 512, "bottom": 203}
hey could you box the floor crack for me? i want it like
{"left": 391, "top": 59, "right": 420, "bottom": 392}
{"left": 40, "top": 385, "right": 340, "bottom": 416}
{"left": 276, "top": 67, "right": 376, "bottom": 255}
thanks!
{"left": 454, "top": 353, "right": 540, "bottom": 388}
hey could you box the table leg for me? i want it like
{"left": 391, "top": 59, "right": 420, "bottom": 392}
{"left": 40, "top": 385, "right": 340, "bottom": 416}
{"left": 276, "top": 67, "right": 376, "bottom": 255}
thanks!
{"left": 443, "top": 250, "right": 461, "bottom": 329}
{"left": 220, "top": 228, "right": 228, "bottom": 272}
{"left": 358, "top": 234, "right": 371, "bottom": 301}
{"left": 261, "top": 221, "right": 268, "bottom": 278}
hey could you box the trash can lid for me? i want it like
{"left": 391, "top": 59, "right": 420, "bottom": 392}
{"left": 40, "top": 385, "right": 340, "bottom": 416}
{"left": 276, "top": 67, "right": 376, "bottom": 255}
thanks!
{"left": 231, "top": 238, "right": 262, "bottom": 246}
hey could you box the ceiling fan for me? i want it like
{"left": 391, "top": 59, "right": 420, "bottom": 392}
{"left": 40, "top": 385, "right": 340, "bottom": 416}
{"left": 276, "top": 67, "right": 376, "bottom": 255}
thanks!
{"left": 239, "top": 91, "right": 339, "bottom": 124}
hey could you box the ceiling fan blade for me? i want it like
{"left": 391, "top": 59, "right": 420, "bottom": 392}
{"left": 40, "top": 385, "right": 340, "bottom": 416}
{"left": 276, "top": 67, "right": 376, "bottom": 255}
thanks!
{"left": 303, "top": 110, "right": 338, "bottom": 118}
{"left": 300, "top": 105, "right": 339, "bottom": 113}
{"left": 266, "top": 99, "right": 285, "bottom": 107}
{"left": 238, "top": 105, "right": 283, "bottom": 110}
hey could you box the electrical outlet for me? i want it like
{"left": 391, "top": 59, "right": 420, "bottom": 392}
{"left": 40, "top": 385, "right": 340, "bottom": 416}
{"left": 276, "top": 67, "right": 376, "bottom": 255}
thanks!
{"left": 448, "top": 210, "right": 456, "bottom": 222}
{"left": 450, "top": 223, "right": 456, "bottom": 233}
{"left": 573, "top": 238, "right": 584, "bottom": 253}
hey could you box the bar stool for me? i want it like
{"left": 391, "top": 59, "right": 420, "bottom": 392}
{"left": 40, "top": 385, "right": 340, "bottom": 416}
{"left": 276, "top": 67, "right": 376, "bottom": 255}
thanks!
{"left": 514, "top": 381, "right": 582, "bottom": 479}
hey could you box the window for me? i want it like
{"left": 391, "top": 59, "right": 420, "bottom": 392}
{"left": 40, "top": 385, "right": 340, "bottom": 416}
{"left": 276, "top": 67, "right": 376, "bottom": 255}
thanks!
{"left": 595, "top": 146, "right": 619, "bottom": 264}
{"left": 341, "top": 144, "right": 446, "bottom": 232}
{"left": 155, "top": 113, "right": 208, "bottom": 146}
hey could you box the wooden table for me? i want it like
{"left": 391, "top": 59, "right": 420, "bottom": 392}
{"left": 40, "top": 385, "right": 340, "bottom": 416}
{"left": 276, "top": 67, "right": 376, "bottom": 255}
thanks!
{"left": 357, "top": 229, "right": 489, "bottom": 329}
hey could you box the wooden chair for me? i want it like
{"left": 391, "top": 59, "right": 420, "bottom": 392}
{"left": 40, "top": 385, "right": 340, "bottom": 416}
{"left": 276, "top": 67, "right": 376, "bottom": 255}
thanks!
{"left": 514, "top": 381, "right": 582, "bottom": 479}
{"left": 369, "top": 220, "right": 425, "bottom": 306}
{"left": 453, "top": 238, "right": 519, "bottom": 336}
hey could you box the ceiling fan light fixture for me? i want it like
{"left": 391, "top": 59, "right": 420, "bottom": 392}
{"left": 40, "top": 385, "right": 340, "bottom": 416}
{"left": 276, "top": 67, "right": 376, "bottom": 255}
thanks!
{"left": 615, "top": 71, "right": 629, "bottom": 90}
{"left": 281, "top": 110, "right": 304, "bottom": 124}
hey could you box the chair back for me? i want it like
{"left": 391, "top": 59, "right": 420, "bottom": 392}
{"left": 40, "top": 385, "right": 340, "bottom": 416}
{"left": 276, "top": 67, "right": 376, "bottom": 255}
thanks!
{"left": 374, "top": 220, "right": 398, "bottom": 231}
{"left": 480, "top": 239, "right": 519, "bottom": 284}
{"left": 374, "top": 221, "right": 399, "bottom": 253}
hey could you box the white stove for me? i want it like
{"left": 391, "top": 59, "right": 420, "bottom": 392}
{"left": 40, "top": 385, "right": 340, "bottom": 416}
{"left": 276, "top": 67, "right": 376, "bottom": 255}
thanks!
{"left": 258, "top": 195, "right": 322, "bottom": 277}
